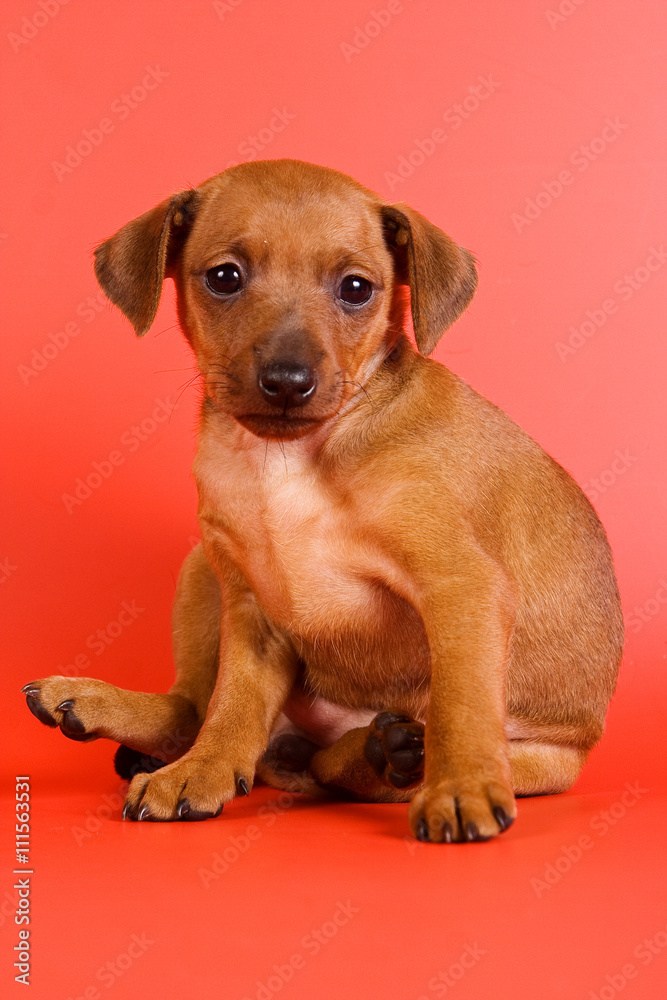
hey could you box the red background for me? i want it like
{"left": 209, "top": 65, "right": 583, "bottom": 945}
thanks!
{"left": 2, "top": 1, "right": 666, "bottom": 998}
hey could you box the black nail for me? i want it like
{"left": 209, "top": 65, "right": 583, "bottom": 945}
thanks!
{"left": 237, "top": 776, "right": 250, "bottom": 797}
{"left": 138, "top": 803, "right": 152, "bottom": 821}
{"left": 25, "top": 695, "right": 58, "bottom": 728}
{"left": 58, "top": 702, "right": 85, "bottom": 732}
{"left": 122, "top": 801, "right": 131, "bottom": 821}
{"left": 21, "top": 683, "right": 39, "bottom": 695}
{"left": 61, "top": 728, "right": 98, "bottom": 742}
{"left": 465, "top": 821, "right": 491, "bottom": 843}
{"left": 56, "top": 699, "right": 97, "bottom": 740}
{"left": 416, "top": 817, "right": 430, "bottom": 842}
{"left": 441, "top": 822, "right": 453, "bottom": 844}
{"left": 178, "top": 802, "right": 220, "bottom": 821}
{"left": 493, "top": 805, "right": 515, "bottom": 832}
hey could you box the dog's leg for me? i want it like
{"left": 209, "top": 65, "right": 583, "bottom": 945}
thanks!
{"left": 257, "top": 712, "right": 424, "bottom": 802}
{"left": 308, "top": 712, "right": 425, "bottom": 803}
{"left": 121, "top": 560, "right": 298, "bottom": 820}
{"left": 279, "top": 713, "right": 587, "bottom": 806}
{"left": 22, "top": 544, "right": 220, "bottom": 762}
{"left": 407, "top": 556, "right": 520, "bottom": 842}
{"left": 507, "top": 741, "right": 588, "bottom": 795}
{"left": 255, "top": 713, "right": 326, "bottom": 795}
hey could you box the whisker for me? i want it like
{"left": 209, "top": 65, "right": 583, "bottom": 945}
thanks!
{"left": 176, "top": 372, "right": 204, "bottom": 392}
{"left": 153, "top": 366, "right": 200, "bottom": 374}
{"left": 153, "top": 323, "right": 181, "bottom": 338}
{"left": 169, "top": 373, "right": 205, "bottom": 418}
{"left": 337, "top": 378, "right": 374, "bottom": 405}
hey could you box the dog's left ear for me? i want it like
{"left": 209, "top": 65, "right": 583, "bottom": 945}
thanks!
{"left": 94, "top": 189, "right": 199, "bottom": 337}
{"left": 382, "top": 203, "right": 478, "bottom": 356}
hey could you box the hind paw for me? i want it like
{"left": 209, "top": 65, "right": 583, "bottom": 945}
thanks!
{"left": 364, "top": 712, "right": 424, "bottom": 789}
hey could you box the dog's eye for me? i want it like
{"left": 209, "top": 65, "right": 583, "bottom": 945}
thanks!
{"left": 338, "top": 275, "right": 373, "bottom": 305}
{"left": 205, "top": 264, "right": 243, "bottom": 295}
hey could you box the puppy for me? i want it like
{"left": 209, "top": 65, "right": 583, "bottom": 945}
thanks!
{"left": 23, "top": 159, "right": 623, "bottom": 842}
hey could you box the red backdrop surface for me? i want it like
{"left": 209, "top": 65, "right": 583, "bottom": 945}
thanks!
{"left": 1, "top": 2, "right": 665, "bottom": 998}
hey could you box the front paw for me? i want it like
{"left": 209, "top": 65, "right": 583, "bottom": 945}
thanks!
{"left": 408, "top": 771, "right": 516, "bottom": 843}
{"left": 122, "top": 754, "right": 252, "bottom": 822}
{"left": 22, "top": 678, "right": 101, "bottom": 742}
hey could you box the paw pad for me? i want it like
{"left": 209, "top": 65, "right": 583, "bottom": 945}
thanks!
{"left": 364, "top": 713, "right": 424, "bottom": 789}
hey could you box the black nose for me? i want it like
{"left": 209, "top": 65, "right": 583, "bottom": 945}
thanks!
{"left": 258, "top": 362, "right": 317, "bottom": 409}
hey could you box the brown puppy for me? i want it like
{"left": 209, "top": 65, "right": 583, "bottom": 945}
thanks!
{"left": 23, "top": 160, "right": 623, "bottom": 842}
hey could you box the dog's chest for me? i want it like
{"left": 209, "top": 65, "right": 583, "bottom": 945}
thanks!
{"left": 196, "top": 434, "right": 390, "bottom": 632}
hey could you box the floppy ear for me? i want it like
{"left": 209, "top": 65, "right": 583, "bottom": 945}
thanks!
{"left": 382, "top": 203, "right": 478, "bottom": 356}
{"left": 93, "top": 189, "right": 199, "bottom": 336}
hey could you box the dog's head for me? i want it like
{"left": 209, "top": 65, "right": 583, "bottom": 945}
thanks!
{"left": 94, "top": 159, "right": 477, "bottom": 440}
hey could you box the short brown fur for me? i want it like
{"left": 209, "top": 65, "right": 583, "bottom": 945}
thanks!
{"left": 23, "top": 160, "right": 623, "bottom": 842}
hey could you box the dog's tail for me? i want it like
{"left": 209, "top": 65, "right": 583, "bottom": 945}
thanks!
{"left": 114, "top": 744, "right": 167, "bottom": 780}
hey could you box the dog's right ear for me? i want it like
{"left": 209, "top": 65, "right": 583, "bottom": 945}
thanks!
{"left": 93, "top": 189, "right": 199, "bottom": 337}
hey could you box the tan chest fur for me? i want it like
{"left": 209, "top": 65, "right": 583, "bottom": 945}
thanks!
{"left": 194, "top": 421, "right": 430, "bottom": 703}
